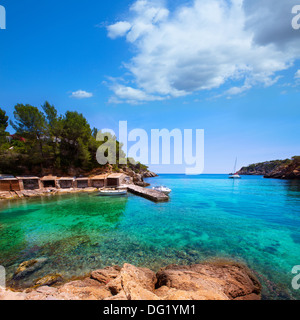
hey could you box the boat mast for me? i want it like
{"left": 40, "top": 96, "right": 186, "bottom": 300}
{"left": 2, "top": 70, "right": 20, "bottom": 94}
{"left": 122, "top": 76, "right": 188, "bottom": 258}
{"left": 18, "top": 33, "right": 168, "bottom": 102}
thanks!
{"left": 233, "top": 157, "right": 237, "bottom": 174}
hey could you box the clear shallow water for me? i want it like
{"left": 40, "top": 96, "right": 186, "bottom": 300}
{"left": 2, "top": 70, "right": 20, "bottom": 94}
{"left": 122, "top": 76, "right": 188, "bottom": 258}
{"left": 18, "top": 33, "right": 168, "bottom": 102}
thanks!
{"left": 0, "top": 174, "right": 300, "bottom": 299}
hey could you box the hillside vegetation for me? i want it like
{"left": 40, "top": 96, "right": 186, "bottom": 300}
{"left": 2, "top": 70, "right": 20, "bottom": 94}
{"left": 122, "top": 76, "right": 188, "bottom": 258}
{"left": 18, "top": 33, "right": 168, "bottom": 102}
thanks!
{"left": 237, "top": 157, "right": 300, "bottom": 179}
{"left": 0, "top": 103, "right": 149, "bottom": 177}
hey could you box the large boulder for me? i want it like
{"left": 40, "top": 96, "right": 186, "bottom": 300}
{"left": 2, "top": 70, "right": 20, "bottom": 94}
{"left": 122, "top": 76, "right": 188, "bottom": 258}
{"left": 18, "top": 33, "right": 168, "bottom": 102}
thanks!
{"left": 119, "top": 264, "right": 158, "bottom": 300}
{"left": 156, "top": 262, "right": 261, "bottom": 300}
{"left": 90, "top": 266, "right": 121, "bottom": 284}
{"left": 56, "top": 278, "right": 112, "bottom": 300}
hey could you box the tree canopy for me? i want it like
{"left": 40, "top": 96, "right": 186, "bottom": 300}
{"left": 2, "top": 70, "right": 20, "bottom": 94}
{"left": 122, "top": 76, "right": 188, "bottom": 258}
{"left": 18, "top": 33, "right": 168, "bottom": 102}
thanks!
{"left": 0, "top": 102, "right": 142, "bottom": 175}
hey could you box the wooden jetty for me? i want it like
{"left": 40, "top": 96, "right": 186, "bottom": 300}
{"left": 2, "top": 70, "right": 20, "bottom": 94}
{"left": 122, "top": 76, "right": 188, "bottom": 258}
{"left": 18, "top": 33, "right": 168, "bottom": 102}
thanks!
{"left": 127, "top": 185, "right": 169, "bottom": 203}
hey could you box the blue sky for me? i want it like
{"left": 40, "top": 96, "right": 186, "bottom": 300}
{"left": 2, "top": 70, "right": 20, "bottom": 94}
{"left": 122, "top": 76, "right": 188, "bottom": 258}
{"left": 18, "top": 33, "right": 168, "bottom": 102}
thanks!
{"left": 0, "top": 0, "right": 299, "bottom": 173}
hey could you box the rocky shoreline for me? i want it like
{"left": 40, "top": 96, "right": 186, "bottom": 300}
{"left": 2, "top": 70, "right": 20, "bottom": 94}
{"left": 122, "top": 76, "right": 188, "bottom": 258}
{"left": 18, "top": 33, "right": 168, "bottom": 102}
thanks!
{"left": 237, "top": 156, "right": 300, "bottom": 180}
{"left": 0, "top": 261, "right": 261, "bottom": 300}
{"left": 0, "top": 169, "right": 158, "bottom": 201}
{"left": 0, "top": 187, "right": 99, "bottom": 201}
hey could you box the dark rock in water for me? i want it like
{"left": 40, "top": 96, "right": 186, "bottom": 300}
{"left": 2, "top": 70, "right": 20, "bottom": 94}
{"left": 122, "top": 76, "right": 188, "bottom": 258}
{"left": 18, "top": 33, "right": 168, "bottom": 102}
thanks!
{"left": 264, "top": 246, "right": 277, "bottom": 254}
{"left": 175, "top": 251, "right": 188, "bottom": 260}
{"left": 291, "top": 232, "right": 300, "bottom": 244}
{"left": 13, "top": 258, "right": 48, "bottom": 280}
{"left": 35, "top": 274, "right": 63, "bottom": 287}
{"left": 186, "top": 249, "right": 200, "bottom": 257}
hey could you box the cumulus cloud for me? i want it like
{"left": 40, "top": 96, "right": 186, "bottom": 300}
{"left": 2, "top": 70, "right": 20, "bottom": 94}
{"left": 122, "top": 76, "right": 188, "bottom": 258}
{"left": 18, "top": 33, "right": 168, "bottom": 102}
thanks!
{"left": 107, "top": 0, "right": 300, "bottom": 103}
{"left": 107, "top": 21, "right": 132, "bottom": 39}
{"left": 70, "top": 90, "right": 93, "bottom": 99}
{"left": 244, "top": 0, "right": 300, "bottom": 49}
{"left": 295, "top": 70, "right": 300, "bottom": 79}
{"left": 109, "top": 83, "right": 165, "bottom": 104}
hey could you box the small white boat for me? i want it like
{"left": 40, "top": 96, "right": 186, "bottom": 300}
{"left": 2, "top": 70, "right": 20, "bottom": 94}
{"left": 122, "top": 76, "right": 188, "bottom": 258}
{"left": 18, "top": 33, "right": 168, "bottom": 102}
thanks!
{"left": 229, "top": 174, "right": 241, "bottom": 179}
{"left": 229, "top": 157, "right": 241, "bottom": 179}
{"left": 98, "top": 189, "right": 127, "bottom": 196}
{"left": 152, "top": 186, "right": 172, "bottom": 195}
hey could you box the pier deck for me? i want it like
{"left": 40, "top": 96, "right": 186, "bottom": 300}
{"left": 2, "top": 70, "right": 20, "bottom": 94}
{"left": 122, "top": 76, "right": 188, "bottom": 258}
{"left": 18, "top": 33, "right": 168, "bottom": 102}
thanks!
{"left": 127, "top": 185, "right": 169, "bottom": 203}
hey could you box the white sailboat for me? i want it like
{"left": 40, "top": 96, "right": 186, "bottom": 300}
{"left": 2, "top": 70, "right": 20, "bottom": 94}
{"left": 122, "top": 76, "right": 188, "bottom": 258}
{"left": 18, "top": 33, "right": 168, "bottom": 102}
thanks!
{"left": 229, "top": 158, "right": 241, "bottom": 179}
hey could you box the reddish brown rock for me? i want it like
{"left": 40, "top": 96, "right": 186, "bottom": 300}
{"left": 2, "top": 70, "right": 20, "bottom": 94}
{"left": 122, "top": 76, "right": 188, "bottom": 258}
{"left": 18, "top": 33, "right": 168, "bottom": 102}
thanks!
{"left": 121, "top": 263, "right": 157, "bottom": 292}
{"left": 1, "top": 261, "right": 261, "bottom": 301}
{"left": 90, "top": 266, "right": 121, "bottom": 284}
{"left": 35, "top": 274, "right": 63, "bottom": 287}
{"left": 119, "top": 264, "right": 159, "bottom": 300}
{"left": 156, "top": 261, "right": 261, "bottom": 300}
{"left": 57, "top": 278, "right": 112, "bottom": 300}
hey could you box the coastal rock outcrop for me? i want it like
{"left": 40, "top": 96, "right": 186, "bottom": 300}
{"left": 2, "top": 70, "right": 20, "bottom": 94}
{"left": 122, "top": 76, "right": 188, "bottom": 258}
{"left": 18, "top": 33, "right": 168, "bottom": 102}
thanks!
{"left": 156, "top": 262, "right": 261, "bottom": 300}
{"left": 141, "top": 171, "right": 158, "bottom": 178}
{"left": 1, "top": 261, "right": 261, "bottom": 300}
{"left": 264, "top": 157, "right": 300, "bottom": 179}
{"left": 237, "top": 156, "right": 300, "bottom": 180}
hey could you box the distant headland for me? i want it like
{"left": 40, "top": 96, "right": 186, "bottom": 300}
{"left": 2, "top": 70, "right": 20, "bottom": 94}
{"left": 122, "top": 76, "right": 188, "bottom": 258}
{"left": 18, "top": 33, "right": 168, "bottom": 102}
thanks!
{"left": 237, "top": 156, "right": 300, "bottom": 179}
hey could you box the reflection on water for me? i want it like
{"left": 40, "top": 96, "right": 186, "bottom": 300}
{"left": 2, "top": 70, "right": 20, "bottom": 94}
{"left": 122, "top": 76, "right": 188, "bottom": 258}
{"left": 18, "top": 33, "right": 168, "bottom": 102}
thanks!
{"left": 0, "top": 176, "right": 300, "bottom": 300}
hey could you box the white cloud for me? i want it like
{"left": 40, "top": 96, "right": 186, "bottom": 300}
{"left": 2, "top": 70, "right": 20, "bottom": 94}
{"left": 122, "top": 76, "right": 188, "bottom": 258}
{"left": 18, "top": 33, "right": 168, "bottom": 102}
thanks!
{"left": 109, "top": 83, "right": 165, "bottom": 104}
{"left": 295, "top": 70, "right": 300, "bottom": 79}
{"left": 107, "top": 21, "right": 132, "bottom": 39}
{"left": 70, "top": 90, "right": 93, "bottom": 99}
{"left": 107, "top": 0, "right": 300, "bottom": 103}
{"left": 225, "top": 85, "right": 251, "bottom": 96}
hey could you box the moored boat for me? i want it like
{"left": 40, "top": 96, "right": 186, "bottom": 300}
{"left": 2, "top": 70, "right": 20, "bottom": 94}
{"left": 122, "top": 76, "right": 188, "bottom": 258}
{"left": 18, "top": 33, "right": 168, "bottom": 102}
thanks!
{"left": 152, "top": 186, "right": 172, "bottom": 194}
{"left": 229, "top": 158, "right": 241, "bottom": 179}
{"left": 98, "top": 189, "right": 127, "bottom": 196}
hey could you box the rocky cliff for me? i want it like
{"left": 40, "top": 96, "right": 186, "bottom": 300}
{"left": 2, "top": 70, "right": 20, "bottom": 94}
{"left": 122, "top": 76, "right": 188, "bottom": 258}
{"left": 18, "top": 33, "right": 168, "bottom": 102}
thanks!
{"left": 264, "top": 156, "right": 300, "bottom": 179}
{"left": 0, "top": 261, "right": 261, "bottom": 300}
{"left": 237, "top": 156, "right": 300, "bottom": 179}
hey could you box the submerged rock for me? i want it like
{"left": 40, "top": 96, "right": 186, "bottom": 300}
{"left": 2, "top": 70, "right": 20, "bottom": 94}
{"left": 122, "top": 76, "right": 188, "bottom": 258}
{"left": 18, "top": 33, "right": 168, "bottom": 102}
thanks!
{"left": 13, "top": 258, "right": 48, "bottom": 280}
{"left": 34, "top": 274, "right": 63, "bottom": 287}
{"left": 3, "top": 261, "right": 261, "bottom": 300}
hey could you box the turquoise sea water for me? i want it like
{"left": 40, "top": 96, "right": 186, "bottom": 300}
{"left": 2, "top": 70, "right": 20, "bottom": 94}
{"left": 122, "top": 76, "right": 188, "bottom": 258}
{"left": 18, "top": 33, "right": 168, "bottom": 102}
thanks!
{"left": 0, "top": 174, "right": 300, "bottom": 299}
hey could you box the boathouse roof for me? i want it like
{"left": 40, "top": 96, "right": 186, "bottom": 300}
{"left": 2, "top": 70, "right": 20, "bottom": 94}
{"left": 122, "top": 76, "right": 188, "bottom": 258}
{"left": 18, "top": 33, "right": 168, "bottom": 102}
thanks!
{"left": 90, "top": 175, "right": 107, "bottom": 180}
{"left": 16, "top": 176, "right": 40, "bottom": 180}
{"left": 0, "top": 175, "right": 16, "bottom": 180}
{"left": 108, "top": 173, "right": 125, "bottom": 178}
{"left": 40, "top": 176, "right": 57, "bottom": 181}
